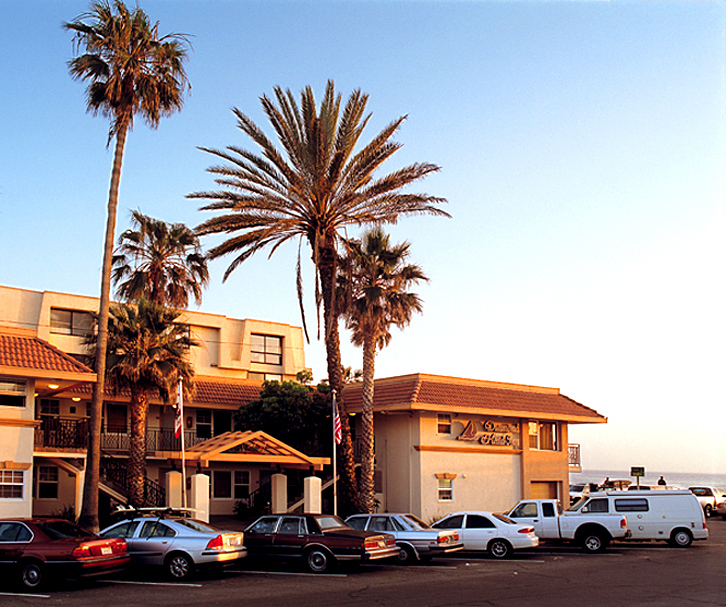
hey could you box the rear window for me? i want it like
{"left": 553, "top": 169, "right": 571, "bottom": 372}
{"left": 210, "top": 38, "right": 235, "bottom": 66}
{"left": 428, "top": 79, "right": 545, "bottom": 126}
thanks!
{"left": 615, "top": 499, "right": 649, "bottom": 512}
{"left": 176, "top": 519, "right": 220, "bottom": 534}
{"left": 402, "top": 514, "right": 430, "bottom": 530}
{"left": 39, "top": 521, "right": 93, "bottom": 540}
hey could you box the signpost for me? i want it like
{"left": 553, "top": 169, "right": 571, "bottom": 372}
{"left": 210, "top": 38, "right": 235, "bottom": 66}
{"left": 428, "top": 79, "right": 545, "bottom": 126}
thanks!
{"left": 631, "top": 466, "right": 645, "bottom": 489}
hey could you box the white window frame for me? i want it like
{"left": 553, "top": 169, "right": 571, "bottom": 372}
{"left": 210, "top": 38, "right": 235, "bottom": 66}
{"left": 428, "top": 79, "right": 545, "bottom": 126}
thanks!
{"left": 528, "top": 421, "right": 558, "bottom": 451}
{"left": 0, "top": 380, "right": 27, "bottom": 409}
{"left": 438, "top": 478, "right": 453, "bottom": 502}
{"left": 37, "top": 466, "right": 59, "bottom": 500}
{"left": 437, "top": 414, "right": 452, "bottom": 435}
{"left": 0, "top": 470, "right": 25, "bottom": 500}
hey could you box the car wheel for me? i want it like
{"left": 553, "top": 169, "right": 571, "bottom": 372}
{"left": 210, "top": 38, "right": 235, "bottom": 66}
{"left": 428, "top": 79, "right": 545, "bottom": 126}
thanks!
{"left": 580, "top": 531, "right": 607, "bottom": 553}
{"left": 704, "top": 504, "right": 712, "bottom": 518}
{"left": 488, "top": 539, "right": 512, "bottom": 559}
{"left": 305, "top": 548, "right": 332, "bottom": 573}
{"left": 20, "top": 560, "right": 43, "bottom": 590}
{"left": 395, "top": 544, "right": 417, "bottom": 565}
{"left": 670, "top": 529, "right": 693, "bottom": 548}
{"left": 166, "top": 552, "right": 194, "bottom": 580}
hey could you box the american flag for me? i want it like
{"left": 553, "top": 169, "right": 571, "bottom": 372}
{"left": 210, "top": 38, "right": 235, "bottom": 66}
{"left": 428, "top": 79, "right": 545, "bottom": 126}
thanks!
{"left": 174, "top": 377, "right": 183, "bottom": 439}
{"left": 333, "top": 394, "right": 342, "bottom": 445}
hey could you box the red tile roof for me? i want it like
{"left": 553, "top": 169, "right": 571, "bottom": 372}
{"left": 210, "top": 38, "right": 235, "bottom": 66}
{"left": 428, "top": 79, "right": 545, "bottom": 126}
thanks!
{"left": 0, "top": 333, "right": 94, "bottom": 376}
{"left": 193, "top": 380, "right": 262, "bottom": 406}
{"left": 342, "top": 373, "right": 605, "bottom": 423}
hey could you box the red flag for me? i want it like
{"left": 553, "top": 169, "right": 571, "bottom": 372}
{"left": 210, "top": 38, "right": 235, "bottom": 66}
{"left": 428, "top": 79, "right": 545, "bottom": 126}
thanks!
{"left": 174, "top": 377, "right": 183, "bottom": 439}
{"left": 333, "top": 395, "right": 342, "bottom": 445}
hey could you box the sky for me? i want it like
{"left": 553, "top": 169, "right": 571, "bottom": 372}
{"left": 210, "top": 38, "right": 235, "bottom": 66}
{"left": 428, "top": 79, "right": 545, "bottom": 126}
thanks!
{"left": 1, "top": 0, "right": 724, "bottom": 477}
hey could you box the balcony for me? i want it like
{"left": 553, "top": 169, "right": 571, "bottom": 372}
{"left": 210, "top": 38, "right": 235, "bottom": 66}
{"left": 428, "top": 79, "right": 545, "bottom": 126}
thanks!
{"left": 568, "top": 443, "right": 582, "bottom": 472}
{"left": 35, "top": 418, "right": 208, "bottom": 453}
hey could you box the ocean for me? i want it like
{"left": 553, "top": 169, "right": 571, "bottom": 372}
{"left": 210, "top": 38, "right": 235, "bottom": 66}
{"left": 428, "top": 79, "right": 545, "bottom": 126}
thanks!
{"left": 570, "top": 469, "right": 726, "bottom": 489}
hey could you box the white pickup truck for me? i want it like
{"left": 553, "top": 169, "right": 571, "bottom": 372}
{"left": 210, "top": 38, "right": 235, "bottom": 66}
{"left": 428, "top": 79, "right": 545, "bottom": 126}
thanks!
{"left": 505, "top": 498, "right": 629, "bottom": 552}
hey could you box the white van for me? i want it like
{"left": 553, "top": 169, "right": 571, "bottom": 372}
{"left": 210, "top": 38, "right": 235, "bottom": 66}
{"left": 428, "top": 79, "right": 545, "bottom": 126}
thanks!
{"left": 571, "top": 490, "right": 708, "bottom": 547}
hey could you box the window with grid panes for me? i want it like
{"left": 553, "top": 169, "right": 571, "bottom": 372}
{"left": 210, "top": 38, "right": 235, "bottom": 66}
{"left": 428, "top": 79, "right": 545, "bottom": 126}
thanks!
{"left": 250, "top": 334, "right": 282, "bottom": 365}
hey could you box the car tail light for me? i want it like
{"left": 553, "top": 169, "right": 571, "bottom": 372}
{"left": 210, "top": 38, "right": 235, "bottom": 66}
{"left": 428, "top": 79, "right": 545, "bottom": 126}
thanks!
{"left": 620, "top": 518, "right": 628, "bottom": 529}
{"left": 364, "top": 538, "right": 378, "bottom": 551}
{"left": 386, "top": 537, "right": 396, "bottom": 548}
{"left": 206, "top": 534, "right": 224, "bottom": 550}
{"left": 72, "top": 544, "right": 92, "bottom": 558}
{"left": 518, "top": 527, "right": 534, "bottom": 534}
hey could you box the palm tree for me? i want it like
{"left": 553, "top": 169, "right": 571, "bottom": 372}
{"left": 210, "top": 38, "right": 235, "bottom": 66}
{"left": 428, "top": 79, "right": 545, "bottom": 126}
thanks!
{"left": 97, "top": 298, "right": 195, "bottom": 507}
{"left": 113, "top": 210, "right": 208, "bottom": 308}
{"left": 338, "top": 228, "right": 428, "bottom": 513}
{"left": 65, "top": 0, "right": 190, "bottom": 530}
{"left": 191, "top": 80, "right": 448, "bottom": 514}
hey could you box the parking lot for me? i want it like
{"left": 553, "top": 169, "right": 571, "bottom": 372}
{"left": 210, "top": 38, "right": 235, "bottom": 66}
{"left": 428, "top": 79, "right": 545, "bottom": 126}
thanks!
{"left": 2, "top": 518, "right": 724, "bottom": 607}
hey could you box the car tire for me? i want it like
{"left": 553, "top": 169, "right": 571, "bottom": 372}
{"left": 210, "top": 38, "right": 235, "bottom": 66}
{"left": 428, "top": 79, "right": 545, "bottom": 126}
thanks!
{"left": 488, "top": 539, "right": 512, "bottom": 559}
{"left": 580, "top": 530, "right": 608, "bottom": 553}
{"left": 305, "top": 548, "right": 332, "bottom": 573}
{"left": 670, "top": 529, "right": 693, "bottom": 548}
{"left": 166, "top": 552, "right": 194, "bottom": 580}
{"left": 395, "top": 544, "right": 417, "bottom": 565}
{"left": 19, "top": 560, "right": 43, "bottom": 590}
{"left": 704, "top": 504, "right": 712, "bottom": 518}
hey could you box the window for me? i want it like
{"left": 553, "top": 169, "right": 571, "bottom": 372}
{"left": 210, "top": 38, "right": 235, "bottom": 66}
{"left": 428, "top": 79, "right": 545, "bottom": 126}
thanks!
{"left": 0, "top": 522, "right": 32, "bottom": 542}
{"left": 0, "top": 380, "right": 26, "bottom": 408}
{"left": 583, "top": 498, "right": 609, "bottom": 513}
{"left": 50, "top": 308, "right": 93, "bottom": 337}
{"left": 196, "top": 410, "right": 212, "bottom": 439}
{"left": 542, "top": 502, "right": 556, "bottom": 517}
{"left": 101, "top": 521, "right": 140, "bottom": 538}
{"left": 438, "top": 478, "right": 453, "bottom": 501}
{"left": 214, "top": 470, "right": 232, "bottom": 498}
{"left": 615, "top": 499, "right": 649, "bottom": 512}
{"left": 528, "top": 421, "right": 558, "bottom": 451}
{"left": 509, "top": 502, "right": 538, "bottom": 518}
{"left": 140, "top": 521, "right": 175, "bottom": 538}
{"left": 39, "top": 399, "right": 60, "bottom": 418}
{"left": 437, "top": 414, "right": 452, "bottom": 434}
{"left": 234, "top": 471, "right": 250, "bottom": 499}
{"left": 278, "top": 517, "right": 303, "bottom": 535}
{"left": 466, "top": 514, "right": 495, "bottom": 529}
{"left": 37, "top": 466, "right": 58, "bottom": 499}
{"left": 251, "top": 334, "right": 282, "bottom": 365}
{"left": 0, "top": 470, "right": 24, "bottom": 499}
{"left": 435, "top": 514, "right": 463, "bottom": 529}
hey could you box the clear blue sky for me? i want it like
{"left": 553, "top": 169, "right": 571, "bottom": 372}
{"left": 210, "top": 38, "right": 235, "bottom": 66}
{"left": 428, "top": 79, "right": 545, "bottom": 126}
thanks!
{"left": 1, "top": 1, "right": 724, "bottom": 476}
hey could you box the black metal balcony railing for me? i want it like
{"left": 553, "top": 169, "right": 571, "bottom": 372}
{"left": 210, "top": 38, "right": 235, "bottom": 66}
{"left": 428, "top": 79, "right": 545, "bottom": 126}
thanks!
{"left": 35, "top": 418, "right": 207, "bottom": 453}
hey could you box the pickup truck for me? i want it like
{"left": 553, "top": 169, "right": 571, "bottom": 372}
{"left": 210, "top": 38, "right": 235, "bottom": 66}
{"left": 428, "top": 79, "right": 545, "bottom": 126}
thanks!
{"left": 505, "top": 498, "right": 629, "bottom": 552}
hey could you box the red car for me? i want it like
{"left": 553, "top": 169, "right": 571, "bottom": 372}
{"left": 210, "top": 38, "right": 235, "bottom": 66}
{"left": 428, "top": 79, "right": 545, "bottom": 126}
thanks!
{"left": 0, "top": 518, "right": 129, "bottom": 590}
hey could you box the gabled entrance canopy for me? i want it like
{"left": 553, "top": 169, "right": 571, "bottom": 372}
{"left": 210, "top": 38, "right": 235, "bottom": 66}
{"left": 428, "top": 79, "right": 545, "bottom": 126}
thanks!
{"left": 163, "top": 431, "right": 329, "bottom": 471}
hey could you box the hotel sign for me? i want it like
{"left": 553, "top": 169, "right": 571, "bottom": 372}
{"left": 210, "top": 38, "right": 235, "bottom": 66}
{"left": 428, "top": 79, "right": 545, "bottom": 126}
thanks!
{"left": 456, "top": 420, "right": 520, "bottom": 448}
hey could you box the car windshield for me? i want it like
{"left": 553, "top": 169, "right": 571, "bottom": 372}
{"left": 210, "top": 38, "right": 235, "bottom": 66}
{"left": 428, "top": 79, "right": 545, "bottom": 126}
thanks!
{"left": 492, "top": 514, "right": 516, "bottom": 525}
{"left": 315, "top": 516, "right": 348, "bottom": 531}
{"left": 40, "top": 520, "right": 94, "bottom": 540}
{"left": 175, "top": 519, "right": 220, "bottom": 534}
{"left": 570, "top": 484, "right": 585, "bottom": 492}
{"left": 402, "top": 514, "right": 430, "bottom": 530}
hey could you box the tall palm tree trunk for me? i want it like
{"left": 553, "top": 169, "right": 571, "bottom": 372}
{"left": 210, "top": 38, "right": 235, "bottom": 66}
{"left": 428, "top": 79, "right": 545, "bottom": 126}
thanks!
{"left": 358, "top": 336, "right": 376, "bottom": 513}
{"left": 128, "top": 387, "right": 149, "bottom": 508}
{"left": 79, "top": 122, "right": 128, "bottom": 531}
{"left": 318, "top": 244, "right": 358, "bottom": 515}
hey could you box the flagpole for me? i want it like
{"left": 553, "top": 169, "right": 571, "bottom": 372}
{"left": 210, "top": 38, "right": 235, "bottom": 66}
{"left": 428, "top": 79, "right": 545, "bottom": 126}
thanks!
{"left": 177, "top": 376, "right": 187, "bottom": 509}
{"left": 332, "top": 389, "right": 338, "bottom": 516}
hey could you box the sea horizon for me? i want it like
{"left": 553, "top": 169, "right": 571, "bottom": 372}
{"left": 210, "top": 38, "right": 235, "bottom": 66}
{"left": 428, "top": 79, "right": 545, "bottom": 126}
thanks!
{"left": 570, "top": 468, "right": 726, "bottom": 489}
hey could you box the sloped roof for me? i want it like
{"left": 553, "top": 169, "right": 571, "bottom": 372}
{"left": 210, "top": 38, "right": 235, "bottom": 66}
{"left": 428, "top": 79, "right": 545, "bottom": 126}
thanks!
{"left": 175, "top": 430, "right": 328, "bottom": 470}
{"left": 193, "top": 380, "right": 262, "bottom": 406}
{"left": 0, "top": 332, "right": 95, "bottom": 380}
{"left": 342, "top": 373, "right": 606, "bottom": 424}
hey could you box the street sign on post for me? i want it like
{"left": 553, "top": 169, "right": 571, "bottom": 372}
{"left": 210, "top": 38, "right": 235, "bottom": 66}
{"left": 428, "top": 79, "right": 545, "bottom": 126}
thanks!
{"left": 631, "top": 466, "right": 645, "bottom": 489}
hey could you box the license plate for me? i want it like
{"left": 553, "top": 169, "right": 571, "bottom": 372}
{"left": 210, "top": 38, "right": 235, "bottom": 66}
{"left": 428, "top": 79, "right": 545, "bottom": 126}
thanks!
{"left": 101, "top": 546, "right": 112, "bottom": 555}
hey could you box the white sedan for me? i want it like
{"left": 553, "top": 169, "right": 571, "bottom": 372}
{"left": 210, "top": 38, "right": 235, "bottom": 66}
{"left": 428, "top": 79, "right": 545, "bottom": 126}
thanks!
{"left": 432, "top": 511, "right": 538, "bottom": 559}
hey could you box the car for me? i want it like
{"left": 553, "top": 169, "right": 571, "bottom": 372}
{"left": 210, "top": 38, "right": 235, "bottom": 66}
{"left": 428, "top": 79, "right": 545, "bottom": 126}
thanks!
{"left": 345, "top": 513, "right": 463, "bottom": 564}
{"left": 715, "top": 500, "right": 726, "bottom": 520}
{"left": 99, "top": 511, "right": 246, "bottom": 580}
{"left": 431, "top": 511, "right": 539, "bottom": 559}
{"left": 689, "top": 486, "right": 726, "bottom": 518}
{"left": 0, "top": 518, "right": 129, "bottom": 590}
{"left": 244, "top": 513, "right": 399, "bottom": 573}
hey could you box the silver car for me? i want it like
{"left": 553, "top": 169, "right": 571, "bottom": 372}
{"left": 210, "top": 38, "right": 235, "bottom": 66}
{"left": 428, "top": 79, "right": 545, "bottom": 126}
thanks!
{"left": 99, "top": 515, "right": 246, "bottom": 580}
{"left": 345, "top": 513, "right": 463, "bottom": 564}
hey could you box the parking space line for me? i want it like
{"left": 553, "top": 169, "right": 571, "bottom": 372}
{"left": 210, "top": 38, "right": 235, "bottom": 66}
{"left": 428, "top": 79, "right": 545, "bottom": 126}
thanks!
{"left": 0, "top": 592, "right": 50, "bottom": 599}
{"left": 230, "top": 570, "right": 347, "bottom": 578}
{"left": 104, "top": 580, "right": 203, "bottom": 587}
